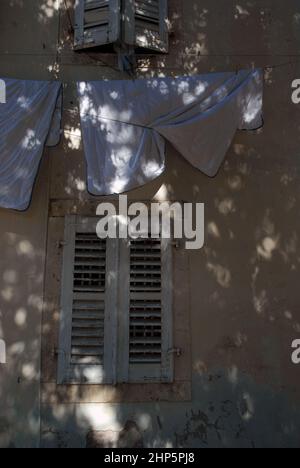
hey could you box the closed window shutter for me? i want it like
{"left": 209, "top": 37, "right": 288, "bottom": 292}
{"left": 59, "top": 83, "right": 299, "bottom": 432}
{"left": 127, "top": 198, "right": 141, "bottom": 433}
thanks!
{"left": 74, "top": 0, "right": 121, "bottom": 49}
{"left": 123, "top": 0, "right": 169, "bottom": 52}
{"left": 57, "top": 216, "right": 118, "bottom": 384}
{"left": 118, "top": 233, "right": 173, "bottom": 383}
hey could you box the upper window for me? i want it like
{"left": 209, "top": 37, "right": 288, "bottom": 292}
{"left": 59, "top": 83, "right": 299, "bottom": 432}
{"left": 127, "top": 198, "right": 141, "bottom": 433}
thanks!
{"left": 74, "top": 0, "right": 169, "bottom": 53}
{"left": 57, "top": 215, "right": 173, "bottom": 385}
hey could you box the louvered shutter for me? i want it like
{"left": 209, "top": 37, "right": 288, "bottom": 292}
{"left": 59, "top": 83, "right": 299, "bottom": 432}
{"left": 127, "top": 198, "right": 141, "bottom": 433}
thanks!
{"left": 57, "top": 216, "right": 118, "bottom": 384}
{"left": 118, "top": 233, "right": 173, "bottom": 383}
{"left": 123, "top": 0, "right": 169, "bottom": 52}
{"left": 74, "top": 0, "right": 121, "bottom": 50}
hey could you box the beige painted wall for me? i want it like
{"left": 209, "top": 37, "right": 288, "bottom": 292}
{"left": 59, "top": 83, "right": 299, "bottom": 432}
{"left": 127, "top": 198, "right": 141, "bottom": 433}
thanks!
{"left": 0, "top": 0, "right": 61, "bottom": 447}
{"left": 1, "top": 0, "right": 300, "bottom": 447}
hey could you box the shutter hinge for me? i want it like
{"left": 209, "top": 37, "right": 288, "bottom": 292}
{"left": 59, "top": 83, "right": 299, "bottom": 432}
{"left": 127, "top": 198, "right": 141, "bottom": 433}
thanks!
{"left": 54, "top": 348, "right": 66, "bottom": 357}
{"left": 57, "top": 240, "right": 68, "bottom": 248}
{"left": 172, "top": 240, "right": 185, "bottom": 249}
{"left": 168, "top": 347, "right": 182, "bottom": 357}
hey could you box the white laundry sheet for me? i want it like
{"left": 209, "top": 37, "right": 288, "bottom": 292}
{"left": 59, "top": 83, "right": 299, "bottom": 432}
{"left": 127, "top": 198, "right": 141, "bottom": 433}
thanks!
{"left": 0, "top": 78, "right": 62, "bottom": 210}
{"left": 78, "top": 69, "right": 263, "bottom": 196}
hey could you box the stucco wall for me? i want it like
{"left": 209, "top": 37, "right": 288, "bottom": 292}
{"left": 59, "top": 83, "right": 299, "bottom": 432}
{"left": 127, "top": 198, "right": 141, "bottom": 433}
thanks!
{"left": 1, "top": 0, "right": 300, "bottom": 448}
{"left": 0, "top": 0, "right": 62, "bottom": 447}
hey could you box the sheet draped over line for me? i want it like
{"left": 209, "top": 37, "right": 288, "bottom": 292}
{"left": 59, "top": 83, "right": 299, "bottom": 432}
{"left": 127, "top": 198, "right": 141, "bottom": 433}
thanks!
{"left": 0, "top": 78, "right": 62, "bottom": 211}
{"left": 78, "top": 69, "right": 263, "bottom": 196}
{"left": 0, "top": 70, "right": 263, "bottom": 211}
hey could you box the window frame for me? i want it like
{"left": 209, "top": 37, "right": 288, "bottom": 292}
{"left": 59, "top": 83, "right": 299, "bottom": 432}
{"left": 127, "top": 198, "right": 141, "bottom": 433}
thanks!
{"left": 41, "top": 202, "right": 191, "bottom": 404}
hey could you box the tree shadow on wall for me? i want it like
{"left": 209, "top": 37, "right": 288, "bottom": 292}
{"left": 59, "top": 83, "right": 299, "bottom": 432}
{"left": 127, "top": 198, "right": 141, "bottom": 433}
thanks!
{"left": 1, "top": 0, "right": 300, "bottom": 449}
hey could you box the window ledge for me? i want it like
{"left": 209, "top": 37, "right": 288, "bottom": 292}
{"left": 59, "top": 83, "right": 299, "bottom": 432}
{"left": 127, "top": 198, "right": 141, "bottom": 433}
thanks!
{"left": 41, "top": 381, "right": 191, "bottom": 404}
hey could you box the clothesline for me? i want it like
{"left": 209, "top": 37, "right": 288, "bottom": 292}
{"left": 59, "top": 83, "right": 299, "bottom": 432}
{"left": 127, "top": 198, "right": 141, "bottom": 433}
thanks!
{"left": 2, "top": 52, "right": 300, "bottom": 65}
{"left": 2, "top": 48, "right": 300, "bottom": 76}
{"left": 61, "top": 68, "right": 265, "bottom": 132}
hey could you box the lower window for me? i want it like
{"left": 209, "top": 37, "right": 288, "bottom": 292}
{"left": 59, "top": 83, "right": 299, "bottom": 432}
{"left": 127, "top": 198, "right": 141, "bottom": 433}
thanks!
{"left": 57, "top": 215, "right": 173, "bottom": 385}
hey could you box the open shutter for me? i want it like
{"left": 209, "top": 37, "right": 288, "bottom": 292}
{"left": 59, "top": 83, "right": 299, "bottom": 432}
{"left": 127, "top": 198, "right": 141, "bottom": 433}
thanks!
{"left": 74, "top": 0, "right": 121, "bottom": 50}
{"left": 123, "top": 0, "right": 169, "bottom": 52}
{"left": 57, "top": 216, "right": 118, "bottom": 384}
{"left": 118, "top": 233, "right": 173, "bottom": 383}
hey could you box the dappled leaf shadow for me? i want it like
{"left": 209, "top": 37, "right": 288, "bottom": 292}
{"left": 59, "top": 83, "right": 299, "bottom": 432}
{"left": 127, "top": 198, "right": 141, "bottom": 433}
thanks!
{"left": 1, "top": 0, "right": 300, "bottom": 449}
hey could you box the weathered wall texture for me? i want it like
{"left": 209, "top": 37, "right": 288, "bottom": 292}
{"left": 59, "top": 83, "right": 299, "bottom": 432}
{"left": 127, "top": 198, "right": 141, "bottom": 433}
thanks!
{"left": 1, "top": 0, "right": 300, "bottom": 448}
{"left": 0, "top": 0, "right": 61, "bottom": 447}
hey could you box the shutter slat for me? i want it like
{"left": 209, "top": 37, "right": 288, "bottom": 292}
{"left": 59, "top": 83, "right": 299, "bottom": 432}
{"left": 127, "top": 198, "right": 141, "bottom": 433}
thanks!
{"left": 75, "top": 244, "right": 106, "bottom": 251}
{"left": 130, "top": 357, "right": 161, "bottom": 364}
{"left": 73, "top": 292, "right": 106, "bottom": 301}
{"left": 73, "top": 311, "right": 105, "bottom": 319}
{"left": 72, "top": 337, "right": 104, "bottom": 346}
{"left": 75, "top": 261, "right": 106, "bottom": 267}
{"left": 130, "top": 292, "right": 161, "bottom": 301}
{"left": 74, "top": 268, "right": 106, "bottom": 274}
{"left": 135, "top": 0, "right": 159, "bottom": 21}
{"left": 85, "top": 0, "right": 109, "bottom": 8}
{"left": 71, "top": 356, "right": 103, "bottom": 365}
{"left": 75, "top": 252, "right": 106, "bottom": 259}
{"left": 130, "top": 267, "right": 161, "bottom": 272}
{"left": 131, "top": 261, "right": 161, "bottom": 266}
{"left": 130, "top": 313, "right": 161, "bottom": 319}
{"left": 72, "top": 320, "right": 104, "bottom": 328}
{"left": 71, "top": 347, "right": 103, "bottom": 356}
{"left": 73, "top": 304, "right": 105, "bottom": 311}
{"left": 130, "top": 319, "right": 161, "bottom": 325}
{"left": 131, "top": 278, "right": 161, "bottom": 284}
{"left": 131, "top": 302, "right": 161, "bottom": 309}
{"left": 72, "top": 329, "right": 104, "bottom": 337}
{"left": 130, "top": 338, "right": 161, "bottom": 344}
{"left": 130, "top": 253, "right": 161, "bottom": 258}
{"left": 73, "top": 286, "right": 105, "bottom": 291}
{"left": 131, "top": 244, "right": 160, "bottom": 249}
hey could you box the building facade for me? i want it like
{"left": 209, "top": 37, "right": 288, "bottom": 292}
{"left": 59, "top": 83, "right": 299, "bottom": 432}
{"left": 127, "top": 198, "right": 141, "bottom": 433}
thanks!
{"left": 1, "top": 0, "right": 300, "bottom": 448}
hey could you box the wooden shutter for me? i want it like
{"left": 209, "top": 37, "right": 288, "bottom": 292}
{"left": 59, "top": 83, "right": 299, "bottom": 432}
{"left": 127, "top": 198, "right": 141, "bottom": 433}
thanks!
{"left": 0, "top": 339, "right": 6, "bottom": 364}
{"left": 118, "top": 233, "right": 173, "bottom": 383}
{"left": 57, "top": 216, "right": 118, "bottom": 384}
{"left": 74, "top": 0, "right": 121, "bottom": 50}
{"left": 123, "top": 0, "right": 169, "bottom": 52}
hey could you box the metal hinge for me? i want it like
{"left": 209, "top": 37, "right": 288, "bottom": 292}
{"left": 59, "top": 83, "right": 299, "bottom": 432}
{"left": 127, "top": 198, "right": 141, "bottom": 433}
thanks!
{"left": 54, "top": 348, "right": 66, "bottom": 358}
{"left": 172, "top": 239, "right": 185, "bottom": 250}
{"left": 57, "top": 240, "right": 68, "bottom": 248}
{"left": 168, "top": 347, "right": 182, "bottom": 357}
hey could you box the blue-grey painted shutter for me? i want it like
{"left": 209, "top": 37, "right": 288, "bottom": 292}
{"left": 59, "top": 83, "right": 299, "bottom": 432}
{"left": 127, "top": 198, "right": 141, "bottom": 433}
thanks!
{"left": 123, "top": 0, "right": 169, "bottom": 52}
{"left": 118, "top": 234, "right": 173, "bottom": 383}
{"left": 0, "top": 339, "right": 6, "bottom": 364}
{"left": 57, "top": 216, "right": 118, "bottom": 384}
{"left": 74, "top": 0, "right": 121, "bottom": 49}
